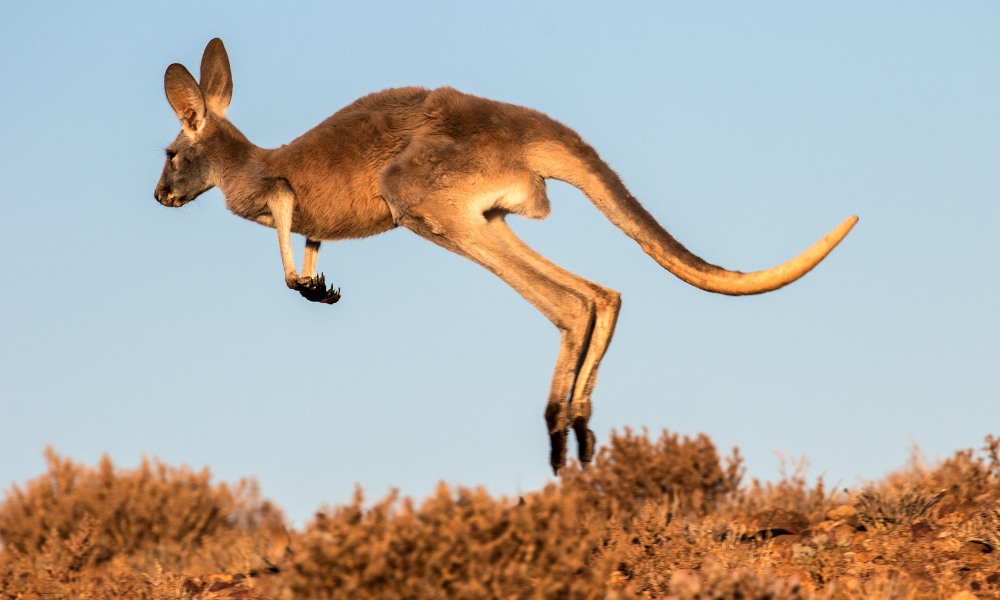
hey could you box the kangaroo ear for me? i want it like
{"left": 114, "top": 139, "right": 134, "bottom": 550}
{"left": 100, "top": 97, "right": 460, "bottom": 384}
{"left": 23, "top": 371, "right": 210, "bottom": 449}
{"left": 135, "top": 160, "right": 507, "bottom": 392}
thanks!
{"left": 200, "top": 38, "right": 233, "bottom": 117}
{"left": 164, "top": 63, "right": 206, "bottom": 135}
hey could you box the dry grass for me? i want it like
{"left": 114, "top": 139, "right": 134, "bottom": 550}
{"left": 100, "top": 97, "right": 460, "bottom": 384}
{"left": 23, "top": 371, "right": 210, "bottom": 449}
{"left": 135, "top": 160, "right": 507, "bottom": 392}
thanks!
{"left": 3, "top": 433, "right": 1000, "bottom": 599}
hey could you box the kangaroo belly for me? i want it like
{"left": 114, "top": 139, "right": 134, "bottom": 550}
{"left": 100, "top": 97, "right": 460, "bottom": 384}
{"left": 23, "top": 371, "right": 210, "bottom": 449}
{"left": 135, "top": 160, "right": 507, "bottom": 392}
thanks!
{"left": 292, "top": 190, "right": 397, "bottom": 240}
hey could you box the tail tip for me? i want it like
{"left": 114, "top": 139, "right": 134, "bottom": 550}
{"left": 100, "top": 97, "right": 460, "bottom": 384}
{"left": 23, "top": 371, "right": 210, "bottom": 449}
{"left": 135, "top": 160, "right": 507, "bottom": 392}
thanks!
{"left": 838, "top": 215, "right": 860, "bottom": 236}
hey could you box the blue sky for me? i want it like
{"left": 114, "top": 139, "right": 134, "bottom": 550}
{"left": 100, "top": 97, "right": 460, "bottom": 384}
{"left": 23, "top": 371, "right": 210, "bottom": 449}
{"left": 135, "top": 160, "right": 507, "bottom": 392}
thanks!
{"left": 1, "top": 2, "right": 998, "bottom": 525}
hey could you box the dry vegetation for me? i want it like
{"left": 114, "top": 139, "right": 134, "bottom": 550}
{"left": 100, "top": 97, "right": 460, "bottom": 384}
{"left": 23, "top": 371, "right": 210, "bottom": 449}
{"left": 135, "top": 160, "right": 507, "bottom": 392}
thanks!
{"left": 3, "top": 431, "right": 1000, "bottom": 599}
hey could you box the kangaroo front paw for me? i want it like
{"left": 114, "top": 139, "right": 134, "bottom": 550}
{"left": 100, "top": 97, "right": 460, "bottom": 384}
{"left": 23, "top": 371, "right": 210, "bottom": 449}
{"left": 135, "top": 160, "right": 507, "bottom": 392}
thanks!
{"left": 293, "top": 273, "right": 341, "bottom": 304}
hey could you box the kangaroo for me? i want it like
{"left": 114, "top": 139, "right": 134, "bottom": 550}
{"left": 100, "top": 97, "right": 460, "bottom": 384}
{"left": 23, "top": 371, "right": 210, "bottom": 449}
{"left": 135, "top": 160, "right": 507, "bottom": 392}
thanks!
{"left": 155, "top": 38, "right": 858, "bottom": 473}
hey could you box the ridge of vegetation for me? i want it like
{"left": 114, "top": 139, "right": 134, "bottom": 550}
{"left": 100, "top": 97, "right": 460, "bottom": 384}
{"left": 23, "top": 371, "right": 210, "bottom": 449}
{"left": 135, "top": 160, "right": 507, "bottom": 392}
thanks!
{"left": 3, "top": 430, "right": 999, "bottom": 599}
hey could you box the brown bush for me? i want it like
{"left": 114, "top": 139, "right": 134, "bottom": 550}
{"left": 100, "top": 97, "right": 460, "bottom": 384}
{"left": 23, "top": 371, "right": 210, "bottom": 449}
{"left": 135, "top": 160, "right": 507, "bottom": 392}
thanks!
{"left": 734, "top": 455, "right": 843, "bottom": 524}
{"left": 4, "top": 432, "right": 1000, "bottom": 599}
{"left": 0, "top": 448, "right": 285, "bottom": 599}
{"left": 854, "top": 484, "right": 944, "bottom": 533}
{"left": 566, "top": 427, "right": 744, "bottom": 518}
{"left": 920, "top": 435, "right": 1000, "bottom": 509}
{"left": 289, "top": 481, "right": 613, "bottom": 599}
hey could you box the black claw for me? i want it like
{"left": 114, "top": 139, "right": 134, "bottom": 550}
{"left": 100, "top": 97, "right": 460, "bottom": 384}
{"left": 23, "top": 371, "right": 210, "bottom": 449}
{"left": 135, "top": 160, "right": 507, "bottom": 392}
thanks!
{"left": 295, "top": 274, "right": 341, "bottom": 304}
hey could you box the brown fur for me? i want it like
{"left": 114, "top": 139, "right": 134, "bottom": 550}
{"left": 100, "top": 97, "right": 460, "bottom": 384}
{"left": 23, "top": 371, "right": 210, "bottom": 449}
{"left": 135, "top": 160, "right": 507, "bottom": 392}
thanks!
{"left": 154, "top": 39, "right": 858, "bottom": 472}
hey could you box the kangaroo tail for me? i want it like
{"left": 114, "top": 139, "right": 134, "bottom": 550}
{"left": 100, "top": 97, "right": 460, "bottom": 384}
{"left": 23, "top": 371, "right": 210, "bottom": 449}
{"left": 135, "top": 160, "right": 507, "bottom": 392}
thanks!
{"left": 526, "top": 138, "right": 857, "bottom": 296}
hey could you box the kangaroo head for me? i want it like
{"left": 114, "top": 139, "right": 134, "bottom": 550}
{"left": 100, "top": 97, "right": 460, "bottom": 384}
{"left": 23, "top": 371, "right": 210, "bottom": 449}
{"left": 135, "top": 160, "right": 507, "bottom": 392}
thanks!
{"left": 154, "top": 38, "right": 234, "bottom": 208}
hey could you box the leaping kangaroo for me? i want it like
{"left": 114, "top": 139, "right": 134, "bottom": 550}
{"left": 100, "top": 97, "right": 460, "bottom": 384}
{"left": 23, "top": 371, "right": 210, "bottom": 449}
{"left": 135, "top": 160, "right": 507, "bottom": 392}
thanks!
{"left": 155, "top": 39, "right": 858, "bottom": 473}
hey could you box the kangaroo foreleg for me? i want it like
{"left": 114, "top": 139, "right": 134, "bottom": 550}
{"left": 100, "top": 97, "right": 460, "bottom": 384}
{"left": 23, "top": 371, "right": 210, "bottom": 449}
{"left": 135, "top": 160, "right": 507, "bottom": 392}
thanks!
{"left": 269, "top": 186, "right": 340, "bottom": 304}
{"left": 297, "top": 238, "right": 340, "bottom": 304}
{"left": 302, "top": 238, "right": 320, "bottom": 277}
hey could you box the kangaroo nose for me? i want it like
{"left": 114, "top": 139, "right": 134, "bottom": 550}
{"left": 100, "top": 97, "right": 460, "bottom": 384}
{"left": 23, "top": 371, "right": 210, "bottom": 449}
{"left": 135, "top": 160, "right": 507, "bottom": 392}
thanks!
{"left": 154, "top": 187, "right": 174, "bottom": 206}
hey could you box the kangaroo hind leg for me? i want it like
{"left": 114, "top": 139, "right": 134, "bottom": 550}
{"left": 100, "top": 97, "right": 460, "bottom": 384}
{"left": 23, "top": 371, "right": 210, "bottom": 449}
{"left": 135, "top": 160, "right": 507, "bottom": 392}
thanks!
{"left": 400, "top": 200, "right": 618, "bottom": 472}
{"left": 381, "top": 141, "right": 618, "bottom": 471}
{"left": 486, "top": 215, "right": 621, "bottom": 467}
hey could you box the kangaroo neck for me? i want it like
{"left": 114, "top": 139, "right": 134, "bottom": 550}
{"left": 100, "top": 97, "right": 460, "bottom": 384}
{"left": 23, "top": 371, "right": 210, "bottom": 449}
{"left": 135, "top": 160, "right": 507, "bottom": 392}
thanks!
{"left": 193, "top": 118, "right": 277, "bottom": 224}
{"left": 206, "top": 120, "right": 271, "bottom": 203}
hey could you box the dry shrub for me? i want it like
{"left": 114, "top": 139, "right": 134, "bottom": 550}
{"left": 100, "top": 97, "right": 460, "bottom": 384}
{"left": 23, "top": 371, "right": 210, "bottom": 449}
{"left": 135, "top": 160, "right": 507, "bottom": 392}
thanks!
{"left": 854, "top": 484, "right": 944, "bottom": 533}
{"left": 917, "top": 435, "right": 1000, "bottom": 508}
{"left": 735, "top": 455, "right": 843, "bottom": 523}
{"left": 6, "top": 432, "right": 1000, "bottom": 599}
{"left": 286, "top": 427, "right": 745, "bottom": 599}
{"left": 289, "top": 481, "right": 614, "bottom": 599}
{"left": 568, "top": 427, "right": 744, "bottom": 517}
{"left": 0, "top": 448, "right": 284, "bottom": 599}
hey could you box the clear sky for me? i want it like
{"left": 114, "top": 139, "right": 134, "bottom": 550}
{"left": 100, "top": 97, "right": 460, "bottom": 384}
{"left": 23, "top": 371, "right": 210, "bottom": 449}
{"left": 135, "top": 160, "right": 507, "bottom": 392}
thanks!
{"left": 1, "top": 2, "right": 997, "bottom": 525}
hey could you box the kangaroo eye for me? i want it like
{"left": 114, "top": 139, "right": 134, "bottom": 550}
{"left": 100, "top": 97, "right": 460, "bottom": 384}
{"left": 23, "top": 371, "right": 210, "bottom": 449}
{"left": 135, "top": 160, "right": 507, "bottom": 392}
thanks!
{"left": 166, "top": 150, "right": 178, "bottom": 161}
